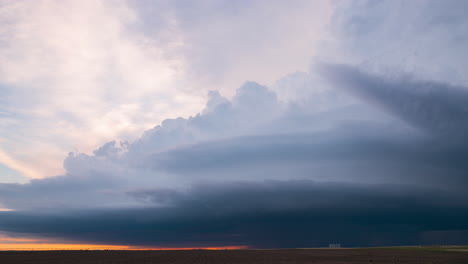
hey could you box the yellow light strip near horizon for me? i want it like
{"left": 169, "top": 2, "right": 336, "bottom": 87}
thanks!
{"left": 0, "top": 244, "right": 249, "bottom": 251}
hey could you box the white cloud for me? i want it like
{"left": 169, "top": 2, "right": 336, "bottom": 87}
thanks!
{"left": 0, "top": 0, "right": 333, "bottom": 180}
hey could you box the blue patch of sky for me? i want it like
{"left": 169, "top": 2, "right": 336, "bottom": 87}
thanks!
{"left": 0, "top": 163, "right": 28, "bottom": 184}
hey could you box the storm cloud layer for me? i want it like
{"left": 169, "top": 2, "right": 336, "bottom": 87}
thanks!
{"left": 1, "top": 181, "right": 468, "bottom": 248}
{"left": 1, "top": 63, "right": 468, "bottom": 247}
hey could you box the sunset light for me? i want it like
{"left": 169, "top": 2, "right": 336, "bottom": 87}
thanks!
{"left": 1, "top": 0, "right": 468, "bottom": 263}
{"left": 0, "top": 234, "right": 248, "bottom": 251}
{"left": 0, "top": 244, "right": 248, "bottom": 251}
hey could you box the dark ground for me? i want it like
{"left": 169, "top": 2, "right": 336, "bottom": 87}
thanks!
{"left": 1, "top": 247, "right": 467, "bottom": 264}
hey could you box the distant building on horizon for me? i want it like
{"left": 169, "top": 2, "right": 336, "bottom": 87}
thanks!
{"left": 329, "top": 243, "right": 341, "bottom": 248}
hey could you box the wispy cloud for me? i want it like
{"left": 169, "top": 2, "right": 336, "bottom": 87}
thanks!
{"left": 0, "top": 0, "right": 201, "bottom": 178}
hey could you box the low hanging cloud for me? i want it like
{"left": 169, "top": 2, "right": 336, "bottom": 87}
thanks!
{"left": 1, "top": 181, "right": 467, "bottom": 248}
{"left": 1, "top": 64, "right": 468, "bottom": 247}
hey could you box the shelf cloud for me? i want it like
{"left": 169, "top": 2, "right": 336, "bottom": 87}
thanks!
{"left": 1, "top": 64, "right": 468, "bottom": 247}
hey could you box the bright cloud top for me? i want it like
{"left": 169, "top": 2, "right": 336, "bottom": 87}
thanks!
{"left": 0, "top": 0, "right": 331, "bottom": 180}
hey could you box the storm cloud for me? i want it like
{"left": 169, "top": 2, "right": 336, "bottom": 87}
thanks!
{"left": 1, "top": 0, "right": 468, "bottom": 249}
{"left": 1, "top": 63, "right": 468, "bottom": 247}
{"left": 0, "top": 180, "right": 467, "bottom": 248}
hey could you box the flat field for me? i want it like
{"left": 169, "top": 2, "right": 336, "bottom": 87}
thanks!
{"left": 1, "top": 247, "right": 467, "bottom": 264}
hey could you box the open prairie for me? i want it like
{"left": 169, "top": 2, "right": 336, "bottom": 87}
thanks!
{"left": 1, "top": 248, "right": 467, "bottom": 264}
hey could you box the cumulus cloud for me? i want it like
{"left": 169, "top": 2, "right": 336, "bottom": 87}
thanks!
{"left": 0, "top": 0, "right": 333, "bottom": 180}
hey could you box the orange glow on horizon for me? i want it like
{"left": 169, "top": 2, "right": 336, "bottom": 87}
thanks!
{"left": 0, "top": 234, "right": 248, "bottom": 251}
{"left": 0, "top": 244, "right": 249, "bottom": 251}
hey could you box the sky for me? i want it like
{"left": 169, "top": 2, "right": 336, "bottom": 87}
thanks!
{"left": 0, "top": 0, "right": 467, "bottom": 249}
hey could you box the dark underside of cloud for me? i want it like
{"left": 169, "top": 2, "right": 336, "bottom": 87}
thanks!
{"left": 1, "top": 63, "right": 468, "bottom": 248}
{"left": 1, "top": 181, "right": 468, "bottom": 248}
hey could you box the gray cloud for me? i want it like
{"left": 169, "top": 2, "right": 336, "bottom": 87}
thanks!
{"left": 0, "top": 180, "right": 467, "bottom": 248}
{"left": 1, "top": 63, "right": 468, "bottom": 247}
{"left": 319, "top": 63, "right": 468, "bottom": 141}
{"left": 327, "top": 0, "right": 468, "bottom": 85}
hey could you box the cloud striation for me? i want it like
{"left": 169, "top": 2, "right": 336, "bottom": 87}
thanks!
{"left": 1, "top": 64, "right": 468, "bottom": 247}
